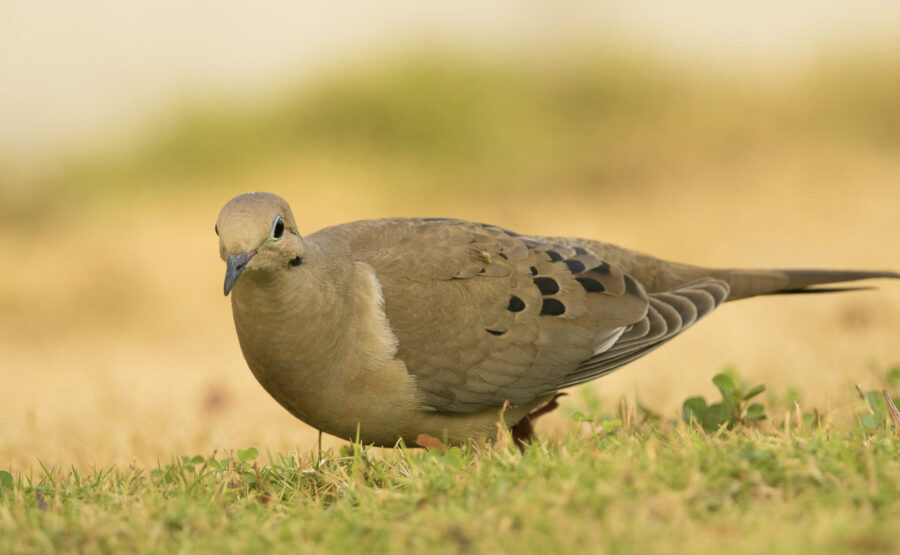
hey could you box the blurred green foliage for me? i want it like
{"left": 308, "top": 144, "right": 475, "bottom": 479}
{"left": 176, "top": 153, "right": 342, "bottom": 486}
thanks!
{"left": 106, "top": 50, "right": 690, "bottom": 187}
{"left": 3, "top": 46, "right": 900, "bottom": 222}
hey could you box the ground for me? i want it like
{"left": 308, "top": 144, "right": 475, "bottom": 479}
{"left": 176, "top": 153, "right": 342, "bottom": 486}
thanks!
{"left": 4, "top": 397, "right": 900, "bottom": 554}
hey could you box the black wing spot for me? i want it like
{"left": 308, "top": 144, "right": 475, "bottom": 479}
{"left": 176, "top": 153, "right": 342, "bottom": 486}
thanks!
{"left": 564, "top": 259, "right": 586, "bottom": 274}
{"left": 486, "top": 329, "right": 506, "bottom": 336}
{"left": 546, "top": 250, "right": 563, "bottom": 262}
{"left": 498, "top": 252, "right": 508, "bottom": 260}
{"left": 533, "top": 277, "right": 560, "bottom": 295}
{"left": 576, "top": 277, "right": 605, "bottom": 292}
{"left": 541, "top": 298, "right": 566, "bottom": 315}
{"left": 529, "top": 266, "right": 538, "bottom": 276}
{"left": 590, "top": 261, "right": 611, "bottom": 274}
{"left": 290, "top": 256, "right": 303, "bottom": 267}
{"left": 574, "top": 246, "right": 588, "bottom": 255}
{"left": 508, "top": 296, "right": 526, "bottom": 312}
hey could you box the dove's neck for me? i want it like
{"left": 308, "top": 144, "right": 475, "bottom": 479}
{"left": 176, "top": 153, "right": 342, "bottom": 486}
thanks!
{"left": 230, "top": 258, "right": 369, "bottom": 376}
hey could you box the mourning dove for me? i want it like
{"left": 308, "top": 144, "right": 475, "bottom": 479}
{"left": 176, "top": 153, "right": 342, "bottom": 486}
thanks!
{"left": 216, "top": 192, "right": 898, "bottom": 446}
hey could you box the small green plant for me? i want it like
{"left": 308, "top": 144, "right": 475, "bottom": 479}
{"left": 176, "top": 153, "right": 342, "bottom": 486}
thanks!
{"left": 856, "top": 364, "right": 900, "bottom": 432}
{"left": 572, "top": 411, "right": 623, "bottom": 434}
{"left": 682, "top": 370, "right": 767, "bottom": 432}
{"left": 858, "top": 389, "right": 900, "bottom": 432}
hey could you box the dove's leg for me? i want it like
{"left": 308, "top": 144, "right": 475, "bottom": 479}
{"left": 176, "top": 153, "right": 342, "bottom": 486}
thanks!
{"left": 510, "top": 394, "right": 566, "bottom": 451}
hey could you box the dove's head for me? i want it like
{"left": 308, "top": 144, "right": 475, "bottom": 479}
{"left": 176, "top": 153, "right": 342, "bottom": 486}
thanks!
{"left": 216, "top": 192, "right": 304, "bottom": 295}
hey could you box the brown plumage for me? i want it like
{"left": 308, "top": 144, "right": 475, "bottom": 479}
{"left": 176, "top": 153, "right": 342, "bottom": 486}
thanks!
{"left": 215, "top": 192, "right": 899, "bottom": 446}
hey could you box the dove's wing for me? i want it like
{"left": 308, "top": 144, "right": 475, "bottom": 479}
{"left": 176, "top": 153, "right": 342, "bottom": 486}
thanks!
{"left": 315, "top": 218, "right": 729, "bottom": 413}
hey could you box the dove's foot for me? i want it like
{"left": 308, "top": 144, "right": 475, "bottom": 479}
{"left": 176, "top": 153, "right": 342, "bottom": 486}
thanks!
{"left": 510, "top": 393, "right": 566, "bottom": 452}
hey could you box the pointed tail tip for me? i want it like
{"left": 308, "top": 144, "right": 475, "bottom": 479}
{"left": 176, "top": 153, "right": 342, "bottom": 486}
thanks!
{"left": 777, "top": 269, "right": 899, "bottom": 296}
{"left": 725, "top": 268, "right": 899, "bottom": 301}
{"left": 769, "top": 285, "right": 877, "bottom": 295}
{"left": 783, "top": 269, "right": 900, "bottom": 288}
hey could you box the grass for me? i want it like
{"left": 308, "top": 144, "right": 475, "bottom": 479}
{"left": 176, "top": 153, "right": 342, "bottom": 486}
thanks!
{"left": 4, "top": 375, "right": 900, "bottom": 554}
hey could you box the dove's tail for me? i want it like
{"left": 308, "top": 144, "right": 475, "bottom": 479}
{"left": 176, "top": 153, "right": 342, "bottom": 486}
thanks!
{"left": 579, "top": 241, "right": 898, "bottom": 300}
{"left": 716, "top": 268, "right": 900, "bottom": 301}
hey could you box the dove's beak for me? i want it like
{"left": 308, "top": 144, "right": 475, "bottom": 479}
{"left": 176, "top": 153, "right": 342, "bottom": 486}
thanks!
{"left": 224, "top": 251, "right": 255, "bottom": 296}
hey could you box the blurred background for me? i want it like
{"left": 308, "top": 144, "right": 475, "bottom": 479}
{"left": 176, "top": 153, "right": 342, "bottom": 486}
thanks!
{"left": 2, "top": 2, "right": 899, "bottom": 470}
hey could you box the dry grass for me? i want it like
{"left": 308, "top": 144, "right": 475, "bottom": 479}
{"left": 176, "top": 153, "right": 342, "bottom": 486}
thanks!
{"left": 4, "top": 420, "right": 900, "bottom": 554}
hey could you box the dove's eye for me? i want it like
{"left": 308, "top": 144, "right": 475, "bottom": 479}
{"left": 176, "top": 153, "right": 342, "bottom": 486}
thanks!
{"left": 271, "top": 216, "right": 285, "bottom": 240}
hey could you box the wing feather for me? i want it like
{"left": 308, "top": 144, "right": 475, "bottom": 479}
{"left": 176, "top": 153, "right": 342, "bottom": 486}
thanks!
{"left": 322, "top": 218, "right": 729, "bottom": 413}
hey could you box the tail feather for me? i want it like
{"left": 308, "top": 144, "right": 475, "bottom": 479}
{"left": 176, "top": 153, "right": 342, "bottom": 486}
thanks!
{"left": 781, "top": 269, "right": 900, "bottom": 290}
{"left": 722, "top": 269, "right": 899, "bottom": 301}
{"left": 766, "top": 286, "right": 876, "bottom": 295}
{"left": 588, "top": 244, "right": 898, "bottom": 300}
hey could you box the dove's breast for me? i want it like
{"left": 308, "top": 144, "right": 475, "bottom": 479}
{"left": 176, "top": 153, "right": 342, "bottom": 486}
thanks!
{"left": 230, "top": 259, "right": 437, "bottom": 443}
